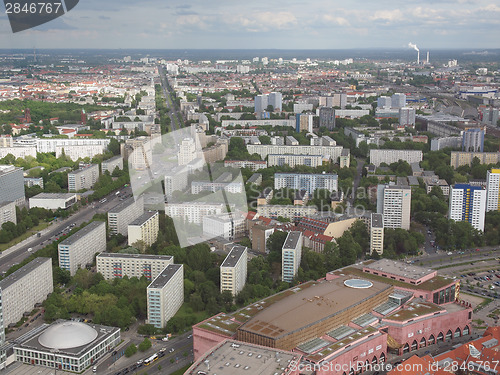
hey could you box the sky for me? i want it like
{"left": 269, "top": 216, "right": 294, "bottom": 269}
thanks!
{"left": 0, "top": 0, "right": 499, "bottom": 50}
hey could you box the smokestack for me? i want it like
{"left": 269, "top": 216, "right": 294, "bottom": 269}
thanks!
{"left": 417, "top": 51, "right": 420, "bottom": 65}
{"left": 408, "top": 42, "right": 420, "bottom": 65}
{"left": 427, "top": 51, "right": 429, "bottom": 64}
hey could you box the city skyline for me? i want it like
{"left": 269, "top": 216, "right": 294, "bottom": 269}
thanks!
{"left": 0, "top": 0, "right": 499, "bottom": 49}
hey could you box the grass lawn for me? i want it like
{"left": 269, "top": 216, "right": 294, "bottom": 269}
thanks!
{"left": 0, "top": 221, "right": 51, "bottom": 252}
{"left": 167, "top": 363, "right": 192, "bottom": 375}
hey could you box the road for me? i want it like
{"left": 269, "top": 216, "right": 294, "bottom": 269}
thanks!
{"left": 158, "top": 66, "right": 183, "bottom": 132}
{"left": 99, "top": 331, "right": 193, "bottom": 375}
{"left": 0, "top": 186, "right": 132, "bottom": 275}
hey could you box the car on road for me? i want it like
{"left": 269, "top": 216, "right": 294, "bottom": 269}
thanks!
{"left": 169, "top": 348, "right": 175, "bottom": 353}
{"left": 92, "top": 365, "right": 97, "bottom": 373}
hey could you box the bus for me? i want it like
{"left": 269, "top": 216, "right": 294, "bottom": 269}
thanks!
{"left": 144, "top": 353, "right": 158, "bottom": 366}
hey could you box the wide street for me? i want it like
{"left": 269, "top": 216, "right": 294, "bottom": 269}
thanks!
{"left": 0, "top": 186, "right": 132, "bottom": 275}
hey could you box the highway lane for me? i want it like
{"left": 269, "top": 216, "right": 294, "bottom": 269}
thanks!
{"left": 0, "top": 186, "right": 131, "bottom": 275}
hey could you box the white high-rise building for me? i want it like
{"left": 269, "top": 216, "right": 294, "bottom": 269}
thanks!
{"left": 486, "top": 169, "right": 500, "bottom": 212}
{"left": 449, "top": 184, "right": 486, "bottom": 231}
{"left": 399, "top": 107, "right": 416, "bottom": 127}
{"left": 178, "top": 138, "right": 197, "bottom": 166}
{"left": 282, "top": 231, "right": 303, "bottom": 283}
{"left": 147, "top": 264, "right": 184, "bottom": 328}
{"left": 391, "top": 93, "right": 407, "bottom": 109}
{"left": 0, "top": 258, "right": 53, "bottom": 327}
{"left": 369, "top": 149, "right": 423, "bottom": 167}
{"left": 128, "top": 211, "right": 160, "bottom": 247}
{"left": 377, "top": 96, "right": 392, "bottom": 109}
{"left": 377, "top": 185, "right": 411, "bottom": 230}
{"left": 220, "top": 246, "right": 247, "bottom": 296}
{"left": 58, "top": 221, "right": 106, "bottom": 276}
{"left": 254, "top": 94, "right": 268, "bottom": 113}
{"left": 96, "top": 253, "right": 173, "bottom": 281}
{"left": 108, "top": 196, "right": 144, "bottom": 236}
{"left": 274, "top": 173, "right": 338, "bottom": 194}
{"left": 370, "top": 213, "right": 384, "bottom": 255}
{"left": 268, "top": 92, "right": 283, "bottom": 112}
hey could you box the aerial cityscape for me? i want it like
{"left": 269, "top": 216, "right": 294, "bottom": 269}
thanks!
{"left": 0, "top": 1, "right": 500, "bottom": 375}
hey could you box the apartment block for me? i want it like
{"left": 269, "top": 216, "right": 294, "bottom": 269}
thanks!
{"left": 274, "top": 173, "right": 338, "bottom": 194}
{"left": 164, "top": 166, "right": 189, "bottom": 198}
{"left": 224, "top": 160, "right": 268, "bottom": 171}
{"left": 370, "top": 213, "right": 384, "bottom": 255}
{"left": 449, "top": 184, "right": 486, "bottom": 231}
{"left": 487, "top": 169, "right": 500, "bottom": 212}
{"left": 101, "top": 155, "right": 124, "bottom": 174}
{"left": 147, "top": 264, "right": 184, "bottom": 328}
{"left": 128, "top": 211, "right": 160, "bottom": 247}
{"left": 55, "top": 145, "right": 108, "bottom": 161}
{"left": 247, "top": 144, "right": 344, "bottom": 161}
{"left": 268, "top": 154, "right": 323, "bottom": 168}
{"left": 257, "top": 205, "right": 318, "bottom": 221}
{"left": 0, "top": 165, "right": 25, "bottom": 206}
{"left": 377, "top": 185, "right": 411, "bottom": 230}
{"left": 191, "top": 180, "right": 243, "bottom": 194}
{"left": 68, "top": 164, "right": 99, "bottom": 192}
{"left": 282, "top": 231, "right": 303, "bottom": 283}
{"left": 462, "top": 129, "right": 484, "bottom": 152}
{"left": 96, "top": 253, "right": 173, "bottom": 280}
{"left": 165, "top": 202, "right": 225, "bottom": 224}
{"left": 0, "top": 201, "right": 16, "bottom": 226}
{"left": 108, "top": 196, "right": 144, "bottom": 235}
{"left": 202, "top": 214, "right": 246, "bottom": 241}
{"left": 0, "top": 258, "right": 53, "bottom": 327}
{"left": 369, "top": 149, "right": 423, "bottom": 167}
{"left": 220, "top": 246, "right": 248, "bottom": 296}
{"left": 450, "top": 152, "right": 500, "bottom": 168}
{"left": 58, "top": 221, "right": 106, "bottom": 276}
{"left": 319, "top": 107, "right": 336, "bottom": 130}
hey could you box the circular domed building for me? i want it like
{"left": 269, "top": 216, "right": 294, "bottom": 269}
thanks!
{"left": 14, "top": 320, "right": 120, "bottom": 372}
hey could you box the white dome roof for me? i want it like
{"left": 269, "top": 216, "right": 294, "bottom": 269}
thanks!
{"left": 38, "top": 322, "right": 98, "bottom": 350}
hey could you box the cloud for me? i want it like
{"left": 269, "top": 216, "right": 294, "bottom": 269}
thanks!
{"left": 226, "top": 11, "right": 298, "bottom": 32}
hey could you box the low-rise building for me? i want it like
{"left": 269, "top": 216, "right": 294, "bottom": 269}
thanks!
{"left": 220, "top": 246, "right": 247, "bottom": 296}
{"left": 96, "top": 253, "right": 173, "bottom": 281}
{"left": 128, "top": 211, "right": 160, "bottom": 247}
{"left": 0, "top": 258, "right": 53, "bottom": 327}
{"left": 14, "top": 320, "right": 120, "bottom": 373}
{"left": 29, "top": 193, "right": 77, "bottom": 210}
{"left": 24, "top": 177, "right": 44, "bottom": 188}
{"left": 58, "top": 221, "right": 106, "bottom": 276}
{"left": 147, "top": 264, "right": 184, "bottom": 328}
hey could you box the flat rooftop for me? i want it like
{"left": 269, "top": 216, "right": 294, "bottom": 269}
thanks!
{"left": 239, "top": 275, "right": 391, "bottom": 339}
{"left": 186, "top": 339, "right": 300, "bottom": 375}
{"left": 109, "top": 196, "right": 140, "bottom": 214}
{"left": 69, "top": 164, "right": 98, "bottom": 175}
{"left": 0, "top": 257, "right": 51, "bottom": 290}
{"left": 384, "top": 299, "right": 444, "bottom": 322}
{"left": 30, "top": 193, "right": 76, "bottom": 200}
{"left": 103, "top": 155, "right": 122, "bottom": 163}
{"left": 364, "top": 259, "right": 436, "bottom": 281}
{"left": 59, "top": 221, "right": 105, "bottom": 246}
{"left": 97, "top": 253, "right": 172, "bottom": 261}
{"left": 15, "top": 320, "right": 119, "bottom": 357}
{"left": 371, "top": 213, "right": 383, "bottom": 228}
{"left": 129, "top": 211, "right": 158, "bottom": 226}
{"left": 148, "top": 264, "right": 182, "bottom": 289}
{"left": 332, "top": 265, "right": 454, "bottom": 291}
{"left": 283, "top": 231, "right": 302, "bottom": 250}
{"left": 221, "top": 246, "right": 247, "bottom": 268}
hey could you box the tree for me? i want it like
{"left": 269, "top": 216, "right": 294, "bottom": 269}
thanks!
{"left": 108, "top": 138, "right": 120, "bottom": 155}
{"left": 125, "top": 344, "right": 137, "bottom": 357}
{"left": 138, "top": 338, "right": 152, "bottom": 352}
